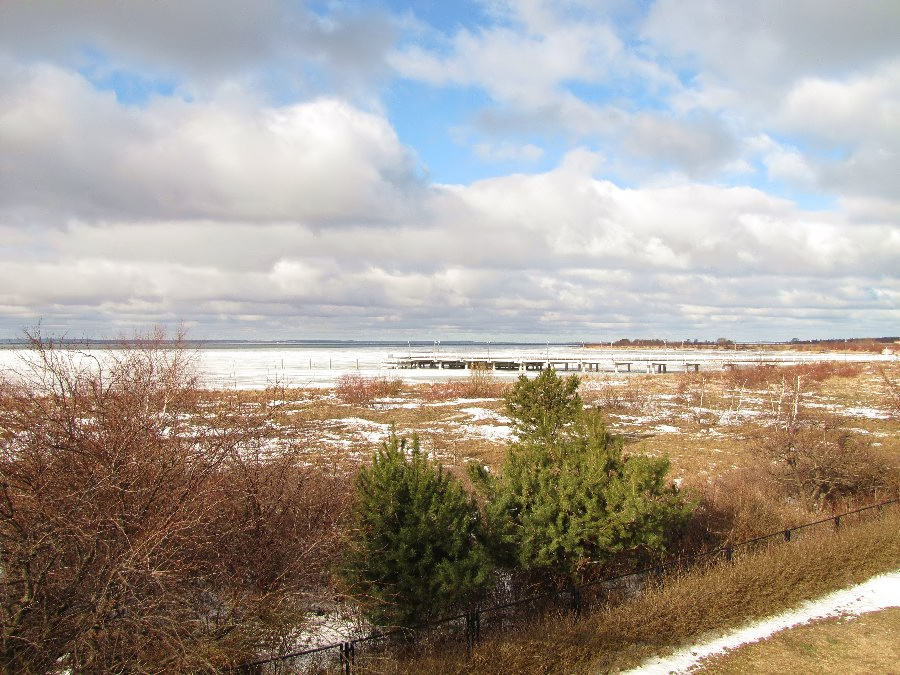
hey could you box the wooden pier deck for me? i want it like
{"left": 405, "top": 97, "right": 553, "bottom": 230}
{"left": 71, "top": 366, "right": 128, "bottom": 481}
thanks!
{"left": 384, "top": 353, "right": 742, "bottom": 374}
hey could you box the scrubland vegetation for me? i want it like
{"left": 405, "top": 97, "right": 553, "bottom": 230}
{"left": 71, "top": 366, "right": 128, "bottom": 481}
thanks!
{"left": 1, "top": 333, "right": 897, "bottom": 672}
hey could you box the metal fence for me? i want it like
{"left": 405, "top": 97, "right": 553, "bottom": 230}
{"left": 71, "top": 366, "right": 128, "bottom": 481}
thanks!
{"left": 235, "top": 497, "right": 899, "bottom": 673}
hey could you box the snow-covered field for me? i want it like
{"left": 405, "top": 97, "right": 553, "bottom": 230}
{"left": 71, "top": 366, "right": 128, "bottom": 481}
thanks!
{"left": 626, "top": 570, "right": 900, "bottom": 674}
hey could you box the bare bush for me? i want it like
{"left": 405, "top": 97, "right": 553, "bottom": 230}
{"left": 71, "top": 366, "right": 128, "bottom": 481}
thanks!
{"left": 419, "top": 367, "right": 509, "bottom": 402}
{"left": 464, "top": 363, "right": 508, "bottom": 398}
{"left": 875, "top": 363, "right": 900, "bottom": 418}
{"left": 581, "top": 375, "right": 653, "bottom": 414}
{"left": 0, "top": 330, "right": 348, "bottom": 671}
{"left": 675, "top": 372, "right": 727, "bottom": 427}
{"left": 336, "top": 374, "right": 403, "bottom": 406}
{"left": 680, "top": 468, "right": 802, "bottom": 549}
{"left": 724, "top": 361, "right": 862, "bottom": 392}
{"left": 748, "top": 371, "right": 894, "bottom": 511}
{"left": 759, "top": 425, "right": 893, "bottom": 511}
{"left": 420, "top": 380, "right": 470, "bottom": 402}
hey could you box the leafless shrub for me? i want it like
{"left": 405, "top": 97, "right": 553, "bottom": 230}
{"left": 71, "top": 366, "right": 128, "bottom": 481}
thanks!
{"left": 336, "top": 374, "right": 404, "bottom": 406}
{"left": 759, "top": 424, "right": 893, "bottom": 512}
{"left": 875, "top": 363, "right": 900, "bottom": 418}
{"left": 419, "top": 367, "right": 509, "bottom": 402}
{"left": 0, "top": 330, "right": 348, "bottom": 672}
{"left": 765, "top": 374, "right": 805, "bottom": 427}
{"left": 420, "top": 380, "right": 469, "bottom": 402}
{"left": 679, "top": 467, "right": 798, "bottom": 548}
{"left": 749, "top": 370, "right": 894, "bottom": 511}
{"left": 582, "top": 375, "right": 654, "bottom": 414}
{"left": 675, "top": 372, "right": 725, "bottom": 427}
{"left": 464, "top": 363, "right": 508, "bottom": 398}
{"left": 725, "top": 361, "right": 862, "bottom": 391}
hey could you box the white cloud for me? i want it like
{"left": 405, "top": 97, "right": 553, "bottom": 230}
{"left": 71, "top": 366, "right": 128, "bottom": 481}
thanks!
{"left": 391, "top": 20, "right": 620, "bottom": 107}
{"left": 761, "top": 148, "right": 817, "bottom": 189}
{"left": 777, "top": 64, "right": 900, "bottom": 200}
{"left": 781, "top": 66, "right": 900, "bottom": 145}
{"left": 643, "top": 0, "right": 900, "bottom": 95}
{"left": 474, "top": 141, "right": 544, "bottom": 163}
{"left": 6, "top": 148, "right": 896, "bottom": 339}
{"left": 0, "top": 64, "right": 424, "bottom": 224}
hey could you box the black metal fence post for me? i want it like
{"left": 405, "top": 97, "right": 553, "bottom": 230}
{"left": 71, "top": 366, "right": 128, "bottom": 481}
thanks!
{"left": 339, "top": 641, "right": 354, "bottom": 675}
{"left": 783, "top": 528, "right": 792, "bottom": 542}
{"left": 465, "top": 608, "right": 481, "bottom": 651}
{"left": 725, "top": 545, "right": 733, "bottom": 562}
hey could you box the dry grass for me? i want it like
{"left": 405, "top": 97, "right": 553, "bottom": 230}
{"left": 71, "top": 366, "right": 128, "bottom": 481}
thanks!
{"left": 414, "top": 367, "right": 511, "bottom": 402}
{"left": 7, "top": 345, "right": 896, "bottom": 671}
{"left": 360, "top": 505, "right": 900, "bottom": 674}
{"left": 694, "top": 607, "right": 900, "bottom": 674}
{"left": 336, "top": 373, "right": 404, "bottom": 406}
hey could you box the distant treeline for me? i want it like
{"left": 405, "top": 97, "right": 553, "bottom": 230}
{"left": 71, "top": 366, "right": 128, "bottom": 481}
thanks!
{"left": 586, "top": 337, "right": 898, "bottom": 351}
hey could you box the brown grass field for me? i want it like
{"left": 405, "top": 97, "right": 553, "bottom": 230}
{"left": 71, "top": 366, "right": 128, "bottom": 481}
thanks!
{"left": 222, "top": 361, "right": 899, "bottom": 499}
{"left": 693, "top": 608, "right": 900, "bottom": 674}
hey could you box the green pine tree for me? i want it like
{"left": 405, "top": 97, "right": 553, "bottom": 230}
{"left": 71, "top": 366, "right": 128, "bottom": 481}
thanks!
{"left": 472, "top": 369, "right": 692, "bottom": 584}
{"left": 503, "top": 368, "right": 582, "bottom": 442}
{"left": 341, "top": 431, "right": 492, "bottom": 628}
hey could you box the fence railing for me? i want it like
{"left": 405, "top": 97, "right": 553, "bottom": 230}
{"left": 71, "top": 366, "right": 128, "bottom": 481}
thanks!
{"left": 235, "top": 497, "right": 899, "bottom": 673}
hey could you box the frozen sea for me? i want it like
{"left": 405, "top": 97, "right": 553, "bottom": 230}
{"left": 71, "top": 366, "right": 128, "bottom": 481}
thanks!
{"left": 0, "top": 342, "right": 581, "bottom": 389}
{"left": 0, "top": 341, "right": 893, "bottom": 390}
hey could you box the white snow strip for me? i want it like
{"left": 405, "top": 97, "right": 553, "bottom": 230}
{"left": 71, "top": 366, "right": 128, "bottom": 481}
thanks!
{"left": 455, "top": 422, "right": 514, "bottom": 442}
{"left": 460, "top": 407, "right": 509, "bottom": 423}
{"left": 625, "top": 569, "right": 900, "bottom": 674}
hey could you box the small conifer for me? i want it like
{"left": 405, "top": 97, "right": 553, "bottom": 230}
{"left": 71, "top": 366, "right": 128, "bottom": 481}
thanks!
{"left": 473, "top": 369, "right": 691, "bottom": 583}
{"left": 341, "top": 431, "right": 492, "bottom": 628}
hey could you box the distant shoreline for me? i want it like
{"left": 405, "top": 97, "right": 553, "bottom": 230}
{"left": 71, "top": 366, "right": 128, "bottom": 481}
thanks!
{"left": 1, "top": 337, "right": 896, "bottom": 352}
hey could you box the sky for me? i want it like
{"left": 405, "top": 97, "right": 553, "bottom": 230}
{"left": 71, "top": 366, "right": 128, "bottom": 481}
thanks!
{"left": 1, "top": 0, "right": 898, "bottom": 342}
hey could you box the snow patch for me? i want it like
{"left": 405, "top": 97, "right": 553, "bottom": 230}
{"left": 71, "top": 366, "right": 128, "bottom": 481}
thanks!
{"left": 337, "top": 418, "right": 392, "bottom": 444}
{"left": 626, "top": 569, "right": 900, "bottom": 674}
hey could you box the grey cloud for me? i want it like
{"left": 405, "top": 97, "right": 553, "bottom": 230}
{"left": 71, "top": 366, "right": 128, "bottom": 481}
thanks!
{"left": 820, "top": 147, "right": 900, "bottom": 202}
{"left": 621, "top": 112, "right": 738, "bottom": 177}
{"left": 643, "top": 0, "right": 900, "bottom": 93}
{"left": 0, "top": 1, "right": 286, "bottom": 76}
{"left": 0, "top": 0, "right": 396, "bottom": 98}
{"left": 776, "top": 65, "right": 900, "bottom": 202}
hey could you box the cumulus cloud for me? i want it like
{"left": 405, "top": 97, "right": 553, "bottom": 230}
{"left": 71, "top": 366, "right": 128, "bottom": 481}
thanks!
{"left": 0, "top": 64, "right": 424, "bottom": 225}
{"left": 621, "top": 112, "right": 738, "bottom": 177}
{"left": 778, "top": 64, "right": 900, "bottom": 200}
{"left": 5, "top": 145, "right": 897, "bottom": 339}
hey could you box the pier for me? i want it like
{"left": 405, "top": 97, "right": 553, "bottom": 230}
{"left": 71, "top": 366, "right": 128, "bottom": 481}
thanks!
{"left": 379, "top": 347, "right": 872, "bottom": 374}
{"left": 384, "top": 353, "right": 755, "bottom": 374}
